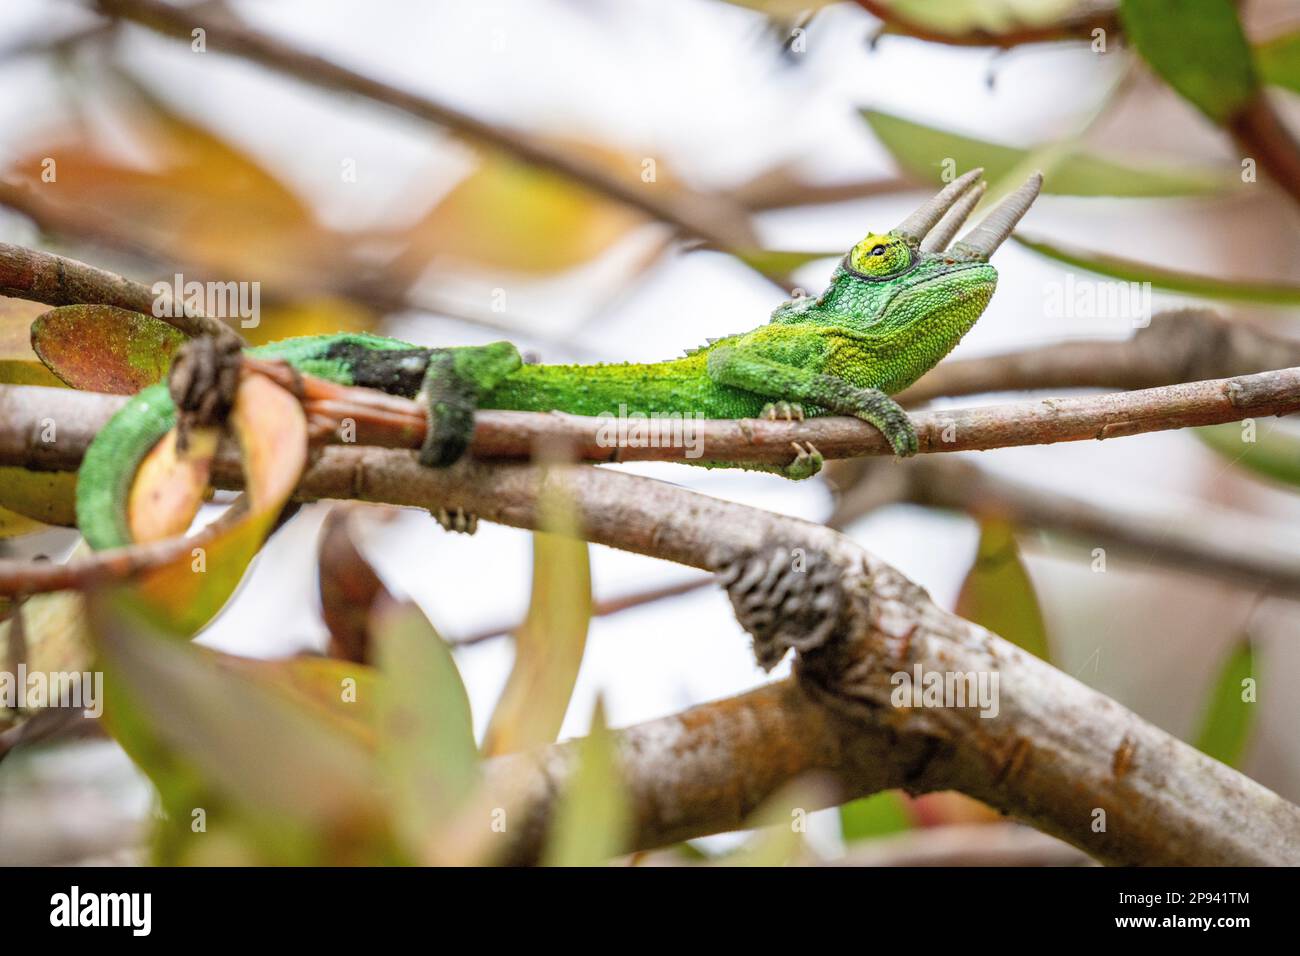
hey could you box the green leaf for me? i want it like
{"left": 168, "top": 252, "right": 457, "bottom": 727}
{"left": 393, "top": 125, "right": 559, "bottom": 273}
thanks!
{"left": 1197, "top": 421, "right": 1300, "bottom": 488}
{"left": 863, "top": 109, "right": 1232, "bottom": 197}
{"left": 1193, "top": 641, "right": 1256, "bottom": 767}
{"left": 1013, "top": 233, "right": 1300, "bottom": 305}
{"left": 93, "top": 593, "right": 384, "bottom": 861}
{"left": 1257, "top": 30, "right": 1300, "bottom": 95}
{"left": 373, "top": 600, "right": 479, "bottom": 861}
{"left": 30, "top": 305, "right": 187, "bottom": 394}
{"left": 482, "top": 479, "right": 592, "bottom": 756}
{"left": 881, "top": 0, "right": 1081, "bottom": 37}
{"left": 543, "top": 699, "right": 630, "bottom": 866}
{"left": 713, "top": 778, "right": 833, "bottom": 867}
{"left": 955, "top": 518, "right": 1051, "bottom": 661}
{"left": 1119, "top": 0, "right": 1257, "bottom": 123}
{"left": 839, "top": 791, "right": 914, "bottom": 843}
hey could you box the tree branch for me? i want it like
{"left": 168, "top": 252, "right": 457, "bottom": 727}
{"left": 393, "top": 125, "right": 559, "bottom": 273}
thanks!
{"left": 2, "top": 386, "right": 1297, "bottom": 862}
{"left": 896, "top": 309, "right": 1300, "bottom": 405}
{"left": 0, "top": 240, "right": 235, "bottom": 340}
{"left": 308, "top": 453, "right": 1293, "bottom": 866}
{"left": 1228, "top": 92, "right": 1300, "bottom": 208}
{"left": 3, "top": 357, "right": 1298, "bottom": 474}
{"left": 829, "top": 455, "right": 1300, "bottom": 600}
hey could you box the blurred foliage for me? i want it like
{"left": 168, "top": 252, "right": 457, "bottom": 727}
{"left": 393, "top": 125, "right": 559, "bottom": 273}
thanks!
{"left": 483, "top": 478, "right": 593, "bottom": 756}
{"left": 0, "top": 299, "right": 65, "bottom": 388}
{"left": 0, "top": 468, "right": 77, "bottom": 528}
{"left": 1120, "top": 0, "right": 1257, "bottom": 123}
{"left": 864, "top": 109, "right": 1231, "bottom": 196}
{"left": 373, "top": 600, "right": 480, "bottom": 864}
{"left": 1257, "top": 29, "right": 1300, "bottom": 94}
{"left": 1192, "top": 640, "right": 1256, "bottom": 768}
{"left": 956, "top": 518, "right": 1052, "bottom": 661}
{"left": 541, "top": 700, "right": 630, "bottom": 866}
{"left": 1012, "top": 234, "right": 1300, "bottom": 305}
{"left": 394, "top": 144, "right": 645, "bottom": 277}
{"left": 840, "top": 791, "right": 914, "bottom": 842}
{"left": 1198, "top": 421, "right": 1300, "bottom": 489}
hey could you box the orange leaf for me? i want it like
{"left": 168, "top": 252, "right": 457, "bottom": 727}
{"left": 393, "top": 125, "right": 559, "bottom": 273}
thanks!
{"left": 31, "top": 305, "right": 186, "bottom": 394}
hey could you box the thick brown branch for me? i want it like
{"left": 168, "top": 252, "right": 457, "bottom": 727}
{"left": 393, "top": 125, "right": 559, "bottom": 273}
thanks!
{"left": 286, "top": 453, "right": 1297, "bottom": 865}
{"left": 1, "top": 385, "right": 1296, "bottom": 862}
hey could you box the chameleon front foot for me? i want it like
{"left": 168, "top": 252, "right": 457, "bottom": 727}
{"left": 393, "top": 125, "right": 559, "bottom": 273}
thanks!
{"left": 854, "top": 390, "right": 918, "bottom": 458}
{"left": 761, "top": 401, "right": 805, "bottom": 422}
{"left": 782, "top": 441, "right": 824, "bottom": 480}
{"left": 416, "top": 343, "right": 523, "bottom": 469}
{"left": 416, "top": 350, "right": 476, "bottom": 468}
{"left": 434, "top": 507, "right": 479, "bottom": 535}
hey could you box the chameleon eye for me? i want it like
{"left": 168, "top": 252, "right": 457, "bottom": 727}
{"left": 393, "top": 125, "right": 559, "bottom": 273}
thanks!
{"left": 847, "top": 235, "right": 915, "bottom": 280}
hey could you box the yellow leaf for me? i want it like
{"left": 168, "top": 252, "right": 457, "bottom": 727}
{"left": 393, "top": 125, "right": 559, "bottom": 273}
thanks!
{"left": 0, "top": 298, "right": 64, "bottom": 388}
{"left": 482, "top": 477, "right": 592, "bottom": 756}
{"left": 127, "top": 428, "right": 215, "bottom": 544}
{"left": 400, "top": 142, "right": 644, "bottom": 275}
{"left": 0, "top": 468, "right": 78, "bottom": 527}
{"left": 125, "top": 375, "right": 307, "bottom": 636}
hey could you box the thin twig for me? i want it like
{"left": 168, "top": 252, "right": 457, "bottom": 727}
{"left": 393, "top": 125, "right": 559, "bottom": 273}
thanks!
{"left": 451, "top": 575, "right": 711, "bottom": 647}
{"left": 3, "top": 359, "right": 1298, "bottom": 474}
{"left": 0, "top": 240, "right": 235, "bottom": 340}
{"left": 828, "top": 455, "right": 1300, "bottom": 600}
{"left": 897, "top": 309, "right": 1300, "bottom": 405}
{"left": 91, "top": 0, "right": 762, "bottom": 256}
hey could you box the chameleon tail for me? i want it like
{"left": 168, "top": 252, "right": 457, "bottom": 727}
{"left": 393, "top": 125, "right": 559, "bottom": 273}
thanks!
{"left": 75, "top": 382, "right": 176, "bottom": 551}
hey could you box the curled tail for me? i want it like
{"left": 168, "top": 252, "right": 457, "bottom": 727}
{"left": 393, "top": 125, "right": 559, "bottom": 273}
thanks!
{"left": 75, "top": 383, "right": 176, "bottom": 550}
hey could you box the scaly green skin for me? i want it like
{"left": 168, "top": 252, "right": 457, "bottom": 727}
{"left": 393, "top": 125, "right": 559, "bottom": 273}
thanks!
{"left": 74, "top": 230, "right": 998, "bottom": 551}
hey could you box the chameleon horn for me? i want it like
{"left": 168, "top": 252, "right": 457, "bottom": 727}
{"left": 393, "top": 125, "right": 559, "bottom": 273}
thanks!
{"left": 893, "top": 167, "right": 984, "bottom": 244}
{"left": 920, "top": 181, "right": 987, "bottom": 253}
{"left": 951, "top": 172, "right": 1043, "bottom": 260}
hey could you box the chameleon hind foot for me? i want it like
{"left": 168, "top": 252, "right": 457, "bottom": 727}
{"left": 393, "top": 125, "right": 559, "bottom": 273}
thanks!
{"left": 435, "top": 507, "right": 479, "bottom": 535}
{"left": 761, "top": 401, "right": 805, "bottom": 422}
{"left": 782, "top": 441, "right": 823, "bottom": 480}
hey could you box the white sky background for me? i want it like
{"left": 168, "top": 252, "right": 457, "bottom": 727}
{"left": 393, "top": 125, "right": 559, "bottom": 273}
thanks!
{"left": 3, "top": 0, "right": 1300, "bottom": 850}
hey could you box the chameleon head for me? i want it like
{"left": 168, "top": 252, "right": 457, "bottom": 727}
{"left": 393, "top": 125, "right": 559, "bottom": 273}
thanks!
{"left": 815, "top": 170, "right": 1042, "bottom": 379}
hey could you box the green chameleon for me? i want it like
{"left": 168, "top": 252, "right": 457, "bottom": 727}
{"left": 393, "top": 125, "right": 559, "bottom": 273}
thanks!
{"left": 70, "top": 168, "right": 1040, "bottom": 550}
